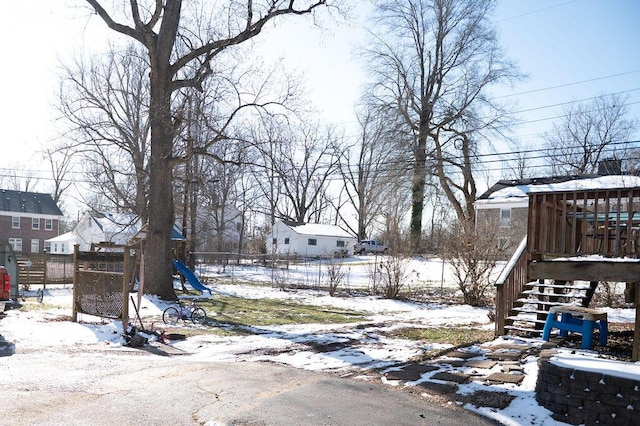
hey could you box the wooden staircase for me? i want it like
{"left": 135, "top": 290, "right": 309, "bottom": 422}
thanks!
{"left": 504, "top": 280, "right": 597, "bottom": 336}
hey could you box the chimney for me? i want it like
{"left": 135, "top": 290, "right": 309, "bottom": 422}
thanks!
{"left": 598, "top": 158, "right": 622, "bottom": 175}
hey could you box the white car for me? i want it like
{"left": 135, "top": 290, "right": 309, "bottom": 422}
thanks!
{"left": 354, "top": 240, "right": 388, "bottom": 255}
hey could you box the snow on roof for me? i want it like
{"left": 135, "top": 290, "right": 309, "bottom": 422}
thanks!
{"left": 285, "top": 222, "right": 355, "bottom": 239}
{"left": 45, "top": 231, "right": 77, "bottom": 243}
{"left": 477, "top": 175, "right": 640, "bottom": 206}
{"left": 93, "top": 212, "right": 139, "bottom": 235}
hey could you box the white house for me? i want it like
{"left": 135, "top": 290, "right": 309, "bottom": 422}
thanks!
{"left": 267, "top": 221, "right": 357, "bottom": 257}
{"left": 46, "top": 212, "right": 140, "bottom": 254}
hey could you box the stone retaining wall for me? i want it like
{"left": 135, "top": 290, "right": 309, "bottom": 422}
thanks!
{"left": 536, "top": 350, "right": 640, "bottom": 425}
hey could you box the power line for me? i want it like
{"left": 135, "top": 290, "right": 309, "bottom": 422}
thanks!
{"left": 494, "top": 70, "right": 640, "bottom": 99}
{"left": 507, "top": 88, "right": 640, "bottom": 116}
{"left": 495, "top": 0, "right": 579, "bottom": 23}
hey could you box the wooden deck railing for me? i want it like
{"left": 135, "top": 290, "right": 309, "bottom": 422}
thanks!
{"left": 495, "top": 236, "right": 529, "bottom": 336}
{"left": 528, "top": 187, "right": 640, "bottom": 259}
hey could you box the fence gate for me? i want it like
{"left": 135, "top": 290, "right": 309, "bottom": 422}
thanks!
{"left": 72, "top": 246, "right": 133, "bottom": 327}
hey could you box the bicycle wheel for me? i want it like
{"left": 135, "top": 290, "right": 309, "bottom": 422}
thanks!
{"left": 163, "top": 307, "right": 181, "bottom": 325}
{"left": 191, "top": 307, "right": 207, "bottom": 324}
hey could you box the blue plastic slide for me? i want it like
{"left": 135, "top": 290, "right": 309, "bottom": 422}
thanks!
{"left": 172, "top": 260, "right": 212, "bottom": 295}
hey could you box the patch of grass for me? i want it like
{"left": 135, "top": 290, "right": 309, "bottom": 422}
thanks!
{"left": 20, "top": 301, "right": 66, "bottom": 311}
{"left": 384, "top": 326, "right": 494, "bottom": 347}
{"left": 194, "top": 294, "right": 367, "bottom": 328}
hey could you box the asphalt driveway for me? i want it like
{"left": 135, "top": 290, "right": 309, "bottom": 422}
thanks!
{"left": 3, "top": 355, "right": 497, "bottom": 425}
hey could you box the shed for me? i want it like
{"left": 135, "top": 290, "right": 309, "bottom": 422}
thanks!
{"left": 268, "top": 221, "right": 356, "bottom": 257}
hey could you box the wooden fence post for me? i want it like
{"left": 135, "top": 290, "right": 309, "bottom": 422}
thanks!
{"left": 72, "top": 245, "right": 79, "bottom": 322}
{"left": 122, "top": 246, "right": 130, "bottom": 331}
{"left": 43, "top": 252, "right": 47, "bottom": 289}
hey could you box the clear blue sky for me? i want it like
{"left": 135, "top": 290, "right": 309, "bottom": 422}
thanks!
{"left": 492, "top": 0, "right": 640, "bottom": 145}
{"left": 0, "top": 0, "right": 638, "bottom": 184}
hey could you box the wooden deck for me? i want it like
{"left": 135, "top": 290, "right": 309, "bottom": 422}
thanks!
{"left": 529, "top": 259, "right": 640, "bottom": 283}
{"left": 495, "top": 187, "right": 640, "bottom": 361}
{"left": 528, "top": 187, "right": 640, "bottom": 259}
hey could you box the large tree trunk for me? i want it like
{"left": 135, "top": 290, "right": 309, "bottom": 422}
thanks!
{"left": 143, "top": 14, "right": 180, "bottom": 300}
{"left": 409, "top": 134, "right": 428, "bottom": 253}
{"left": 409, "top": 175, "right": 425, "bottom": 253}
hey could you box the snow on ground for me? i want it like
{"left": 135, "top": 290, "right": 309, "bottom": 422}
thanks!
{"left": 1, "top": 256, "right": 638, "bottom": 425}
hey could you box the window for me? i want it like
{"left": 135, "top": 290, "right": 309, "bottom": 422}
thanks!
{"left": 9, "top": 238, "right": 22, "bottom": 252}
{"left": 45, "top": 219, "right": 53, "bottom": 231}
{"left": 308, "top": 238, "right": 317, "bottom": 246}
{"left": 500, "top": 208, "right": 511, "bottom": 227}
{"left": 32, "top": 218, "right": 40, "bottom": 230}
{"left": 336, "top": 240, "right": 345, "bottom": 247}
{"left": 31, "top": 239, "right": 39, "bottom": 253}
{"left": 11, "top": 217, "right": 20, "bottom": 229}
{"left": 272, "top": 238, "right": 277, "bottom": 245}
{"left": 44, "top": 241, "right": 51, "bottom": 253}
{"left": 284, "top": 238, "right": 290, "bottom": 244}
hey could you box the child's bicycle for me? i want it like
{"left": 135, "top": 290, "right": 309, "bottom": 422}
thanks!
{"left": 162, "top": 300, "right": 207, "bottom": 325}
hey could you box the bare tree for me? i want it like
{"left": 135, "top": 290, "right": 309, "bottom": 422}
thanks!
{"left": 200, "top": 145, "right": 245, "bottom": 252}
{"left": 250, "top": 116, "right": 288, "bottom": 227}
{"left": 544, "top": 93, "right": 637, "bottom": 175}
{"left": 85, "top": 0, "right": 335, "bottom": 300}
{"left": 274, "top": 122, "right": 340, "bottom": 223}
{"left": 337, "top": 106, "right": 407, "bottom": 240}
{"left": 172, "top": 56, "right": 298, "bottom": 264}
{"left": 1, "top": 165, "right": 40, "bottom": 192}
{"left": 501, "top": 139, "right": 534, "bottom": 180}
{"left": 58, "top": 43, "right": 150, "bottom": 221}
{"left": 443, "top": 220, "right": 501, "bottom": 306}
{"left": 42, "top": 146, "right": 74, "bottom": 212}
{"left": 624, "top": 147, "right": 640, "bottom": 176}
{"left": 364, "top": 0, "right": 520, "bottom": 252}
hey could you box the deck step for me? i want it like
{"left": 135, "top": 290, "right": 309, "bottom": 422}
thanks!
{"left": 504, "top": 325, "right": 543, "bottom": 335}
{"left": 521, "top": 290, "right": 588, "bottom": 298}
{"left": 506, "top": 315, "right": 547, "bottom": 325}
{"left": 510, "top": 307, "right": 551, "bottom": 316}
{"left": 524, "top": 283, "right": 592, "bottom": 291}
{"left": 516, "top": 299, "right": 583, "bottom": 307}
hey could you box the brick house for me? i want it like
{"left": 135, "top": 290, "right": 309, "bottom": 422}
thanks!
{"left": 0, "top": 189, "right": 64, "bottom": 254}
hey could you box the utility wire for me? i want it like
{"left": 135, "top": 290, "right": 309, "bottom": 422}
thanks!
{"left": 494, "top": 70, "right": 640, "bottom": 99}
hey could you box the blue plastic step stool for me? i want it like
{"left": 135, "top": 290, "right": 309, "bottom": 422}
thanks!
{"left": 542, "top": 305, "right": 608, "bottom": 349}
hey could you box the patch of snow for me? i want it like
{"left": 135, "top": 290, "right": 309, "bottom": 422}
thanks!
{"left": 551, "top": 351, "right": 640, "bottom": 380}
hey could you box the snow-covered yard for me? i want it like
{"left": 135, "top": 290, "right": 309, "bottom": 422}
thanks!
{"left": 1, "top": 256, "right": 637, "bottom": 425}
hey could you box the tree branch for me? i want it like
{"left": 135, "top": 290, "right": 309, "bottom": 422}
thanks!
{"left": 86, "top": 0, "right": 144, "bottom": 43}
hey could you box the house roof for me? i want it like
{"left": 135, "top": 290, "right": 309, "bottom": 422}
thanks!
{"left": 476, "top": 175, "right": 640, "bottom": 207}
{"left": 90, "top": 212, "right": 139, "bottom": 239}
{"left": 128, "top": 223, "right": 187, "bottom": 246}
{"left": 46, "top": 231, "right": 76, "bottom": 244}
{"left": 0, "top": 189, "right": 63, "bottom": 216}
{"left": 281, "top": 220, "right": 355, "bottom": 239}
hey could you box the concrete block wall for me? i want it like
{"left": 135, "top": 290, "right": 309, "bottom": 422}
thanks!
{"left": 536, "top": 350, "right": 640, "bottom": 425}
